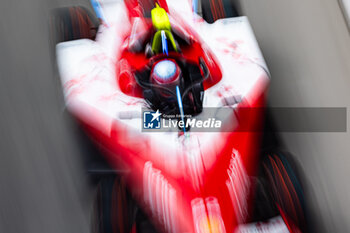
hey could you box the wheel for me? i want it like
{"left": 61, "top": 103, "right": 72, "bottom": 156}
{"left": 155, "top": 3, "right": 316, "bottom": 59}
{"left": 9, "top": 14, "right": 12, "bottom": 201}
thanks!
{"left": 91, "top": 175, "right": 137, "bottom": 233}
{"left": 254, "top": 152, "right": 307, "bottom": 231}
{"left": 135, "top": 210, "right": 160, "bottom": 233}
{"left": 201, "top": 0, "right": 239, "bottom": 23}
{"left": 49, "top": 6, "right": 99, "bottom": 108}
{"left": 50, "top": 6, "right": 99, "bottom": 44}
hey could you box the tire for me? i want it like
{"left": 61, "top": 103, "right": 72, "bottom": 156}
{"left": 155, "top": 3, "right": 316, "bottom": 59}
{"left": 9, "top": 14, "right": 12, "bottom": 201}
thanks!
{"left": 201, "top": 0, "right": 239, "bottom": 23}
{"left": 256, "top": 152, "right": 307, "bottom": 231}
{"left": 50, "top": 6, "right": 99, "bottom": 44}
{"left": 135, "top": 210, "right": 160, "bottom": 233}
{"left": 49, "top": 6, "right": 100, "bottom": 113}
{"left": 91, "top": 175, "right": 137, "bottom": 233}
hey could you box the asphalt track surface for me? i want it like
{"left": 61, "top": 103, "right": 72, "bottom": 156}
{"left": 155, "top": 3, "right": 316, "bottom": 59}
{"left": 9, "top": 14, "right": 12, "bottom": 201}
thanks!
{"left": 0, "top": 1, "right": 96, "bottom": 233}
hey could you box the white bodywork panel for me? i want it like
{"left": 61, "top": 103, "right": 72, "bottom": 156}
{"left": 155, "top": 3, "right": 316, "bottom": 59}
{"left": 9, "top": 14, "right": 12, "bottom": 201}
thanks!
{"left": 56, "top": 0, "right": 269, "bottom": 156}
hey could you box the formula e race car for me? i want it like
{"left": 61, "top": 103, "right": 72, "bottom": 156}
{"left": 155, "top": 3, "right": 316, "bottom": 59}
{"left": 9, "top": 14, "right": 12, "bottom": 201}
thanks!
{"left": 51, "top": 0, "right": 307, "bottom": 232}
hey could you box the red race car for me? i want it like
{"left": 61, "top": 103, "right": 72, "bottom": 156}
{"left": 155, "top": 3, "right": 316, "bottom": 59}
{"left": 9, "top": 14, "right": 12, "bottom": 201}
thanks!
{"left": 51, "top": 0, "right": 307, "bottom": 232}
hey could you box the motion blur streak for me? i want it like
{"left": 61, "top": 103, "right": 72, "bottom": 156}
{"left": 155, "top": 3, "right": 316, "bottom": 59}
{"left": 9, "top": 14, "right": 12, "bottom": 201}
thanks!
{"left": 143, "top": 161, "right": 178, "bottom": 233}
{"left": 237, "top": 0, "right": 350, "bottom": 231}
{"left": 191, "top": 198, "right": 209, "bottom": 233}
{"left": 206, "top": 197, "right": 226, "bottom": 233}
{"left": 226, "top": 149, "right": 250, "bottom": 223}
{"left": 0, "top": 0, "right": 95, "bottom": 233}
{"left": 191, "top": 197, "right": 226, "bottom": 233}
